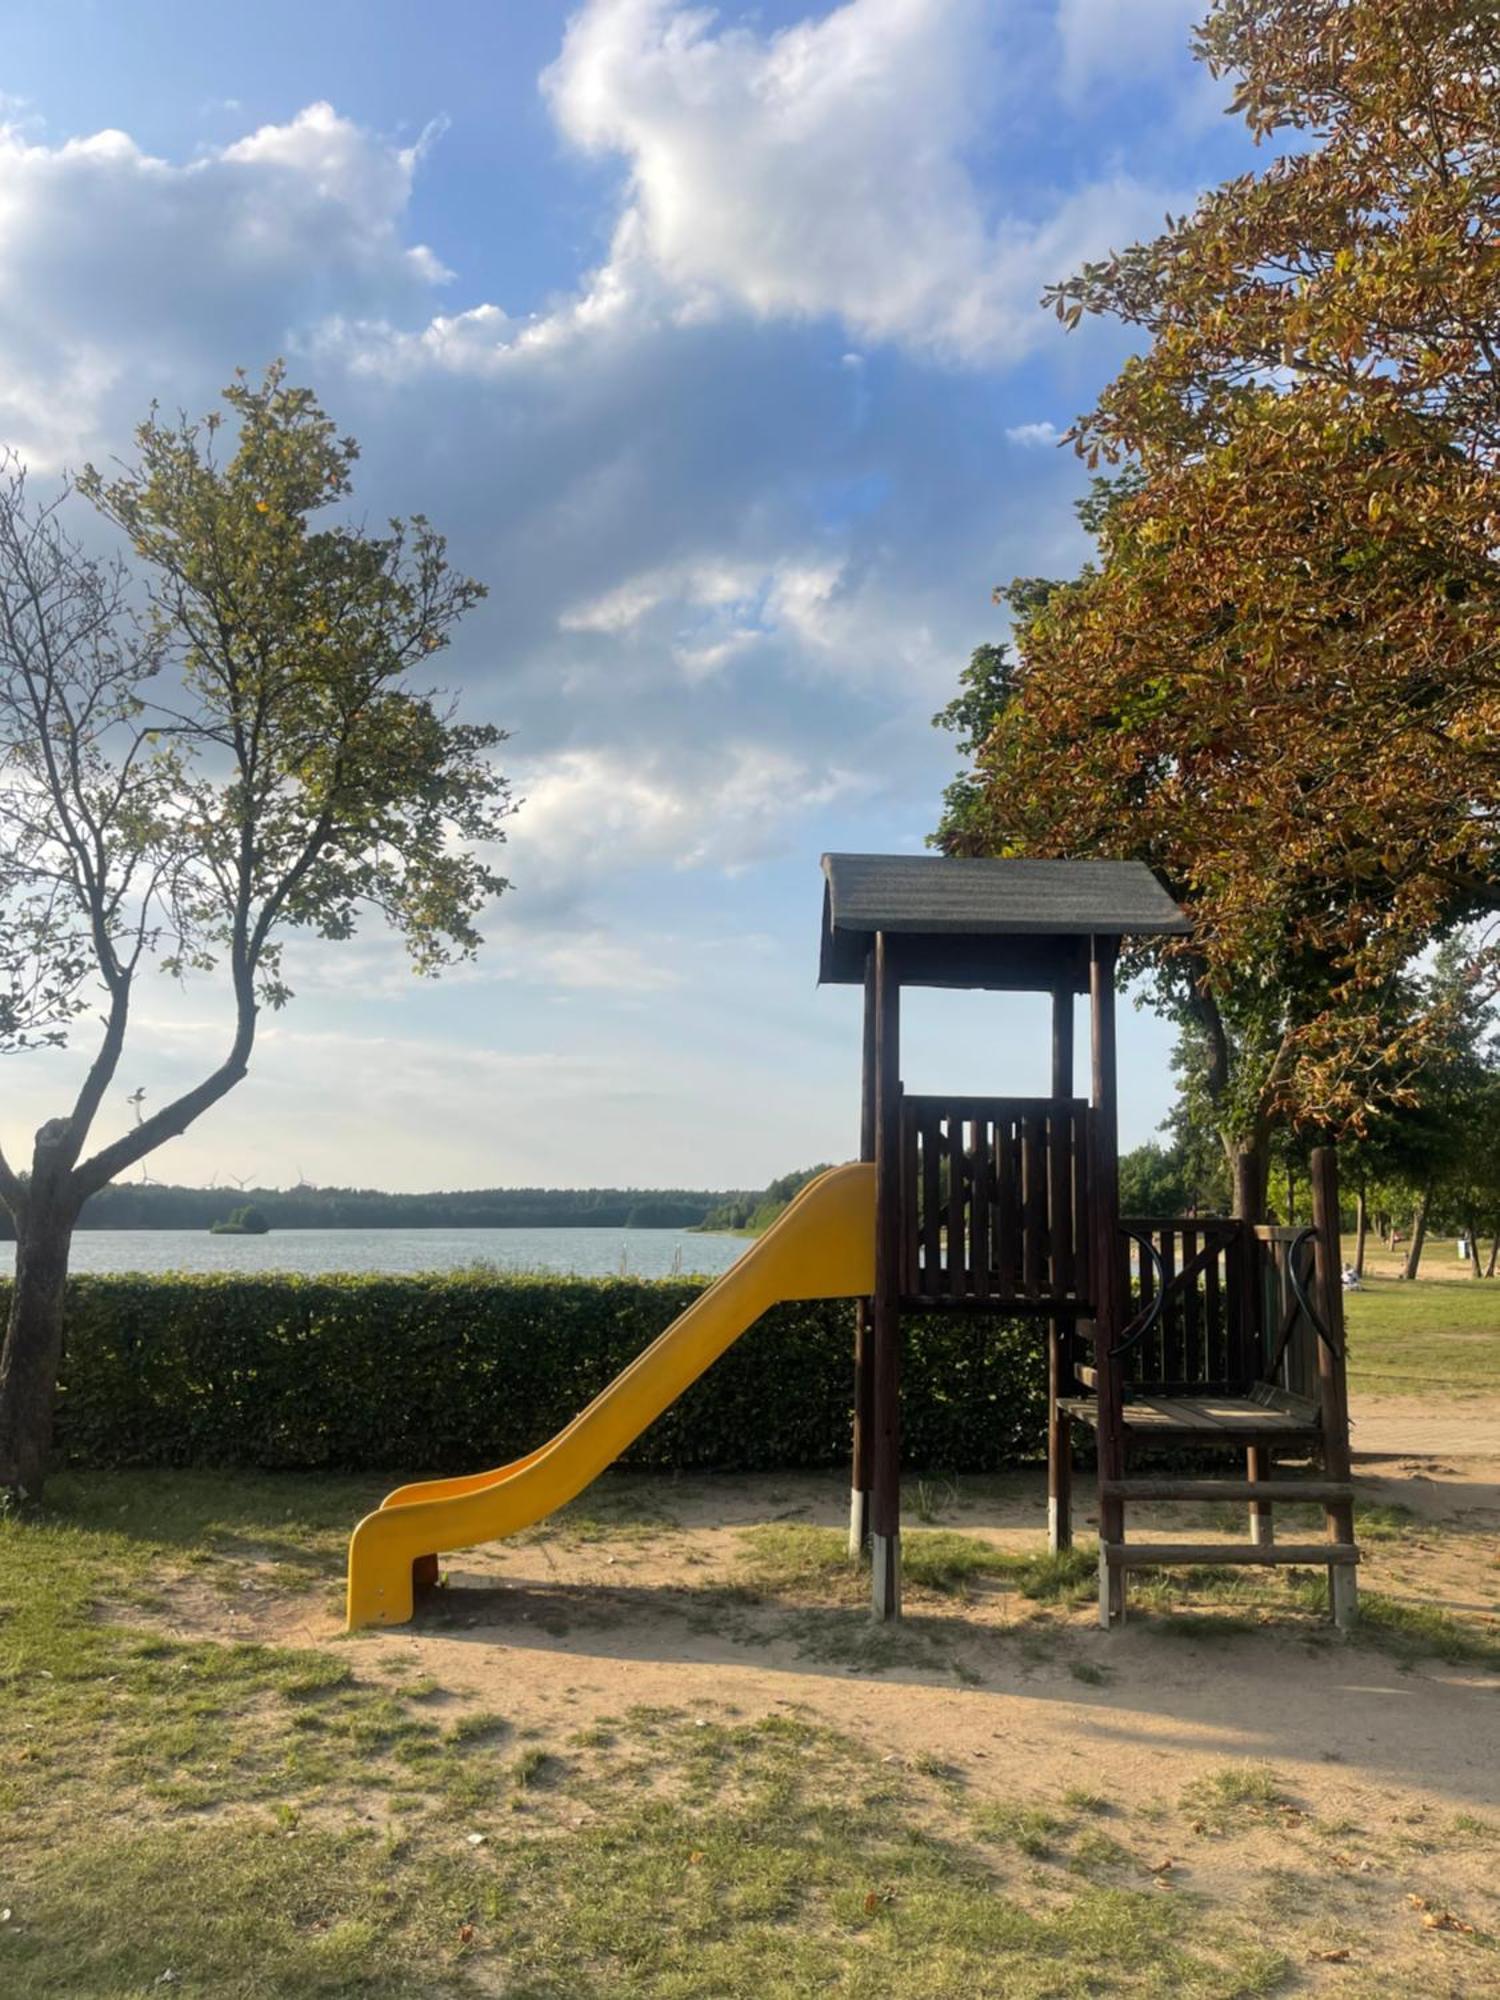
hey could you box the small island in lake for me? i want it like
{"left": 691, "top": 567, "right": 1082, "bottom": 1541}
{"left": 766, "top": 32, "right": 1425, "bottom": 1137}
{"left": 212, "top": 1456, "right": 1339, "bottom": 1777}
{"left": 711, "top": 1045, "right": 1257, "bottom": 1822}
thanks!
{"left": 209, "top": 1205, "right": 272, "bottom": 1236}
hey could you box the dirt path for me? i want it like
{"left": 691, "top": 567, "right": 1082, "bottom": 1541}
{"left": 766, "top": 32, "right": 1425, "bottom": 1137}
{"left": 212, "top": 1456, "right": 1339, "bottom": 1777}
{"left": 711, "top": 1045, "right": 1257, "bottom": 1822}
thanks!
{"left": 1352, "top": 1393, "right": 1500, "bottom": 1461}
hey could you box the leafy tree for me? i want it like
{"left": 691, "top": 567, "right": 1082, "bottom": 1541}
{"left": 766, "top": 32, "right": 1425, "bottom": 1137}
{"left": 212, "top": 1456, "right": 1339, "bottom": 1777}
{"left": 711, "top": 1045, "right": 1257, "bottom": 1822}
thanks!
{"left": 210, "top": 1204, "right": 271, "bottom": 1236}
{"left": 701, "top": 1165, "right": 832, "bottom": 1234}
{"left": 1118, "top": 1142, "right": 1194, "bottom": 1219}
{"left": 0, "top": 367, "right": 512, "bottom": 1499}
{"left": 938, "top": 0, "right": 1500, "bottom": 1214}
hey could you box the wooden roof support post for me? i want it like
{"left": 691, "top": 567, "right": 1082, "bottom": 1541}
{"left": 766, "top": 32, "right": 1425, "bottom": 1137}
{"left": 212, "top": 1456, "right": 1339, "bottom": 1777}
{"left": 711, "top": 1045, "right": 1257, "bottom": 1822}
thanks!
{"left": 871, "top": 931, "right": 902, "bottom": 1620}
{"left": 1310, "top": 1144, "right": 1359, "bottom": 1630}
{"left": 1089, "top": 938, "right": 1128, "bottom": 1626}
{"left": 849, "top": 949, "right": 877, "bottom": 1559}
{"left": 1048, "top": 983, "right": 1075, "bottom": 1554}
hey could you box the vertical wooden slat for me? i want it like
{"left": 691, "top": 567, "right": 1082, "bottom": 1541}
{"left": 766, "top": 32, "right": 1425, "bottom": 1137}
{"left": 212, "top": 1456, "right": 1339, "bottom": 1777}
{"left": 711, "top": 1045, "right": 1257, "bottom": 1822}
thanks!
{"left": 1136, "top": 1229, "right": 1158, "bottom": 1382}
{"left": 1022, "top": 1116, "right": 1045, "bottom": 1296}
{"left": 1047, "top": 1105, "right": 1072, "bottom": 1297}
{"left": 1181, "top": 1223, "right": 1201, "bottom": 1385}
{"left": 920, "top": 1104, "right": 941, "bottom": 1295}
{"left": 970, "top": 1116, "right": 991, "bottom": 1300}
{"left": 945, "top": 1112, "right": 966, "bottom": 1297}
{"left": 1204, "top": 1229, "right": 1224, "bottom": 1385}
{"left": 1158, "top": 1225, "right": 1180, "bottom": 1384}
{"left": 1224, "top": 1223, "right": 1246, "bottom": 1385}
{"left": 900, "top": 1101, "right": 919, "bottom": 1293}
{"left": 995, "top": 1114, "right": 1019, "bottom": 1296}
{"left": 1073, "top": 1108, "right": 1092, "bottom": 1307}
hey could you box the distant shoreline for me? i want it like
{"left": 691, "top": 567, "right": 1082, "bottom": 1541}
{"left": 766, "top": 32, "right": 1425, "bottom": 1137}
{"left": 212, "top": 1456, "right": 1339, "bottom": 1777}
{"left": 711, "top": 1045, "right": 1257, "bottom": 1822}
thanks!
{"left": 0, "top": 1182, "right": 755, "bottom": 1244}
{"left": 51, "top": 1220, "right": 746, "bottom": 1234}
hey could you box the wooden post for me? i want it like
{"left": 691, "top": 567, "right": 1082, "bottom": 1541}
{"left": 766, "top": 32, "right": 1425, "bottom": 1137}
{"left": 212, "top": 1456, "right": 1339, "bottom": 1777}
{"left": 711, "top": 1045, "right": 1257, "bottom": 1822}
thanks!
{"left": 1090, "top": 939, "right": 1127, "bottom": 1626}
{"left": 1048, "top": 983, "right": 1074, "bottom": 1553}
{"left": 1246, "top": 1445, "right": 1275, "bottom": 1545}
{"left": 1310, "top": 1145, "right": 1358, "bottom": 1630}
{"left": 849, "top": 951, "right": 877, "bottom": 1559}
{"left": 870, "top": 933, "right": 903, "bottom": 1619}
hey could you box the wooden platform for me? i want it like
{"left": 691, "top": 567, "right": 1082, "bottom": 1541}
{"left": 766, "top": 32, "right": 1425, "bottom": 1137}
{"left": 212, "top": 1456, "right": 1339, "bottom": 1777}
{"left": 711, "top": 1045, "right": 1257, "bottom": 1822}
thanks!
{"left": 1058, "top": 1392, "right": 1321, "bottom": 1445}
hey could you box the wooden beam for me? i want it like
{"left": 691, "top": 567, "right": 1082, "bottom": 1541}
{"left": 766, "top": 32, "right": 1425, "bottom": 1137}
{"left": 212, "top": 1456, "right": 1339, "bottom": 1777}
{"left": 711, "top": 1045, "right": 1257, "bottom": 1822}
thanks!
{"left": 1102, "top": 1541, "right": 1359, "bottom": 1569}
{"left": 1311, "top": 1145, "right": 1359, "bottom": 1630}
{"left": 1090, "top": 937, "right": 1127, "bottom": 1624}
{"left": 849, "top": 948, "right": 877, "bottom": 1559}
{"left": 870, "top": 932, "right": 902, "bottom": 1620}
{"left": 1101, "top": 1479, "right": 1353, "bottom": 1503}
{"left": 1048, "top": 983, "right": 1074, "bottom": 1552}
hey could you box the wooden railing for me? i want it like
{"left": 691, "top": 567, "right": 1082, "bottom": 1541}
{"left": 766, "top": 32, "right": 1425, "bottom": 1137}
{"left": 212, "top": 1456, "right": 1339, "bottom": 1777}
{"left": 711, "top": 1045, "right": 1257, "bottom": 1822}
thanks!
{"left": 1253, "top": 1225, "right": 1321, "bottom": 1401}
{"left": 1118, "top": 1217, "right": 1257, "bottom": 1392}
{"left": 900, "top": 1094, "right": 1091, "bottom": 1306}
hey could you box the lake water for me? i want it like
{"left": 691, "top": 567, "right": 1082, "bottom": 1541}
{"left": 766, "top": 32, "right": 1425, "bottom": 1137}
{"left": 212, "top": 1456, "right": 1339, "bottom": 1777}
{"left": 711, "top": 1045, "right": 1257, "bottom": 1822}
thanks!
{"left": 0, "top": 1227, "right": 752, "bottom": 1281}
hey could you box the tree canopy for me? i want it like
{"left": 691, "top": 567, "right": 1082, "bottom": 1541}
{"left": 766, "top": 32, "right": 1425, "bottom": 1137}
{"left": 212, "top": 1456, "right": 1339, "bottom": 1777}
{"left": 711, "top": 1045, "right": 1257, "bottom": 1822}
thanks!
{"left": 0, "top": 365, "right": 512, "bottom": 1496}
{"left": 937, "top": 0, "right": 1500, "bottom": 1211}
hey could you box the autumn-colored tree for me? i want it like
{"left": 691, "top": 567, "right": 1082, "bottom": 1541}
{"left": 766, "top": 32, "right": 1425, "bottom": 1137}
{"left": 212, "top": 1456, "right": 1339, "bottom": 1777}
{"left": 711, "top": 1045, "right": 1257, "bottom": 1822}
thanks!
{"left": 0, "top": 368, "right": 511, "bottom": 1499}
{"left": 939, "top": 0, "right": 1500, "bottom": 1216}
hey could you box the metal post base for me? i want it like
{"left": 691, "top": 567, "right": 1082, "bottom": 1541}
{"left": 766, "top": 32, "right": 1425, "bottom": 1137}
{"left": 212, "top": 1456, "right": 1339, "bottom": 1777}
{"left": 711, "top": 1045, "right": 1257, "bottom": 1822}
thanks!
{"left": 848, "top": 1487, "right": 869, "bottom": 1561}
{"left": 1330, "top": 1563, "right": 1358, "bottom": 1632}
{"left": 1098, "top": 1544, "right": 1126, "bottom": 1628}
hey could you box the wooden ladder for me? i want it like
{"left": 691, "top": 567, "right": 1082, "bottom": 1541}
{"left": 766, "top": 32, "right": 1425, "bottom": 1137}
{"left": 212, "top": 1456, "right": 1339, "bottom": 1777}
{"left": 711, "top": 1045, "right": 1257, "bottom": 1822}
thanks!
{"left": 1095, "top": 1473, "right": 1360, "bottom": 1624}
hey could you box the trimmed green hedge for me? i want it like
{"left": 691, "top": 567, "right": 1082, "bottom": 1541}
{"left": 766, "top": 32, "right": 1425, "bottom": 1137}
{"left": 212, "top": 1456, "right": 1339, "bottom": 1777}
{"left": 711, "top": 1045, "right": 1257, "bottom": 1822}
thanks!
{"left": 40, "top": 1274, "right": 1047, "bottom": 1475}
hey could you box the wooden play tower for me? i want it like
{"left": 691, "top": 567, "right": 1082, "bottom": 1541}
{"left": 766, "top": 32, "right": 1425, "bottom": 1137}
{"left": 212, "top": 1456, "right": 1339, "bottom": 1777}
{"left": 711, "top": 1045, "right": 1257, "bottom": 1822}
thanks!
{"left": 819, "top": 854, "right": 1359, "bottom": 1629}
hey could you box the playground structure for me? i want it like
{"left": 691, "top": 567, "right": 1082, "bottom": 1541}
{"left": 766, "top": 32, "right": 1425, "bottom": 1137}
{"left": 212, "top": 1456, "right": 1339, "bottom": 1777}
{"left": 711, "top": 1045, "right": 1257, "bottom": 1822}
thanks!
{"left": 346, "top": 853, "right": 1358, "bottom": 1632}
{"left": 823, "top": 853, "right": 1358, "bottom": 1629}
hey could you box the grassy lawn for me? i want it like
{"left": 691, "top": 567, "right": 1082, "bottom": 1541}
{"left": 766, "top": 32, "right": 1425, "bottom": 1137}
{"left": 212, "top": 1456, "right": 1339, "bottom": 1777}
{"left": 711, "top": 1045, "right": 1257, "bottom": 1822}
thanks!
{"left": 2, "top": 1470, "right": 1498, "bottom": 1995}
{"left": 1343, "top": 1275, "right": 1500, "bottom": 1399}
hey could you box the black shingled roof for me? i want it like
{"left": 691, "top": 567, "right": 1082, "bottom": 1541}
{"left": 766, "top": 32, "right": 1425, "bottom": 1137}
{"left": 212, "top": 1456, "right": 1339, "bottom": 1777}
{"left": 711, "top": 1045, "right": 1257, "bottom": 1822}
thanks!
{"left": 818, "top": 853, "right": 1189, "bottom": 986}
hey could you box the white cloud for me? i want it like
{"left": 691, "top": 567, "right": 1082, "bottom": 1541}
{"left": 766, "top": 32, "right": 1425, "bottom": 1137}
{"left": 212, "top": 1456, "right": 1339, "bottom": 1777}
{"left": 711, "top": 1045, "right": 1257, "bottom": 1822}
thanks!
{"left": 535, "top": 0, "right": 1176, "bottom": 366}
{"left": 559, "top": 557, "right": 761, "bottom": 637}
{"left": 1006, "top": 419, "right": 1062, "bottom": 447}
{"left": 519, "top": 932, "right": 680, "bottom": 993}
{"left": 512, "top": 742, "right": 864, "bottom": 882}
{"left": 0, "top": 102, "right": 444, "bottom": 466}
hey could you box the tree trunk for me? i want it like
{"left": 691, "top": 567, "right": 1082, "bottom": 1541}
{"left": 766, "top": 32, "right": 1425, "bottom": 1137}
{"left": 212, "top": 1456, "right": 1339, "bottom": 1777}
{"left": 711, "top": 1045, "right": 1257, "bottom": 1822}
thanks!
{"left": 1487, "top": 1236, "right": 1499, "bottom": 1280}
{"left": 0, "top": 1191, "right": 76, "bottom": 1501}
{"left": 1353, "top": 1185, "right": 1368, "bottom": 1278}
{"left": 1401, "top": 1191, "right": 1430, "bottom": 1282}
{"left": 1229, "top": 1142, "right": 1269, "bottom": 1224}
{"left": 1466, "top": 1215, "right": 1483, "bottom": 1278}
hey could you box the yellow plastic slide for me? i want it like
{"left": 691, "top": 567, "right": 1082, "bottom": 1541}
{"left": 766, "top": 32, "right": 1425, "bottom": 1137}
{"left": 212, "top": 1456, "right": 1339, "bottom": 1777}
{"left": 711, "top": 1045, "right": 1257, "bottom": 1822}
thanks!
{"left": 345, "top": 1161, "right": 875, "bottom": 1628}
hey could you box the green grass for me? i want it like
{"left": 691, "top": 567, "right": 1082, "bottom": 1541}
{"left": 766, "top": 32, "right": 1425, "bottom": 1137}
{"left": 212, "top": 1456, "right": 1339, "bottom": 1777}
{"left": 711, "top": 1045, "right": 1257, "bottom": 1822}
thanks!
{"left": 3, "top": 1471, "right": 1497, "bottom": 1994}
{"left": 1344, "top": 1275, "right": 1500, "bottom": 1398}
{"left": 0, "top": 1481, "right": 1304, "bottom": 1999}
{"left": 735, "top": 1524, "right": 1095, "bottom": 1606}
{"left": 1180, "top": 1764, "right": 1289, "bottom": 1831}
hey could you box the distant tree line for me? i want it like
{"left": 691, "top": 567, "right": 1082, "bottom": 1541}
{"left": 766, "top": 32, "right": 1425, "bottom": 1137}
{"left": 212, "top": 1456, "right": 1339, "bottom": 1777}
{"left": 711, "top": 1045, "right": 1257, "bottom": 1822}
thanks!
{"left": 700, "top": 1166, "right": 832, "bottom": 1235}
{"left": 0, "top": 1182, "right": 752, "bottom": 1241}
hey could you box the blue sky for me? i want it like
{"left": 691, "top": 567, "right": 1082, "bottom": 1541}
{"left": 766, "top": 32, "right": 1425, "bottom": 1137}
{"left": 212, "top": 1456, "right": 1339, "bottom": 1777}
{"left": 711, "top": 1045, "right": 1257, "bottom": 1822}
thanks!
{"left": 0, "top": 0, "right": 1256, "bottom": 1192}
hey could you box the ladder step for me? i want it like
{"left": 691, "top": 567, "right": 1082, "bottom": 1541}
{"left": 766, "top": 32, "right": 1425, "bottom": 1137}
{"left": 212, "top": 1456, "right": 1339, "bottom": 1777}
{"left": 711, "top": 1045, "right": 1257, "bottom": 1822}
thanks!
{"left": 1101, "top": 1480, "right": 1354, "bottom": 1504}
{"left": 1101, "top": 1541, "right": 1360, "bottom": 1569}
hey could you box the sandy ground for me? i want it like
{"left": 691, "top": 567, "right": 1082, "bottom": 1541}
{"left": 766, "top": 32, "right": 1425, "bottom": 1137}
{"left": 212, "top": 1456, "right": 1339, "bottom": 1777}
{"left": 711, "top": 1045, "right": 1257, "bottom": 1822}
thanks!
{"left": 146, "top": 1396, "right": 1500, "bottom": 1989}
{"left": 203, "top": 1409, "right": 1500, "bottom": 1816}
